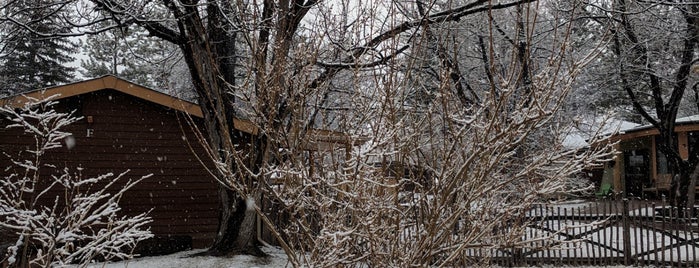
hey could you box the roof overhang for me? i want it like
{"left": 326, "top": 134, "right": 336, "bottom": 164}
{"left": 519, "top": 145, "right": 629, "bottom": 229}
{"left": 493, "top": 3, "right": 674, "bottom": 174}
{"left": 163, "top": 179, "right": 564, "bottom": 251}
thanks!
{"left": 1, "top": 75, "right": 201, "bottom": 116}
{"left": 0, "top": 75, "right": 361, "bottom": 148}
{"left": 607, "top": 119, "right": 699, "bottom": 142}
{"left": 0, "top": 75, "right": 262, "bottom": 134}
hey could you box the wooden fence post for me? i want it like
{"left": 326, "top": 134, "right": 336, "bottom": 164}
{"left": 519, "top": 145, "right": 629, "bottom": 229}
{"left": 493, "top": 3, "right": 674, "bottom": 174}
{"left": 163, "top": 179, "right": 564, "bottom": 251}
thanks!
{"left": 622, "top": 199, "right": 632, "bottom": 265}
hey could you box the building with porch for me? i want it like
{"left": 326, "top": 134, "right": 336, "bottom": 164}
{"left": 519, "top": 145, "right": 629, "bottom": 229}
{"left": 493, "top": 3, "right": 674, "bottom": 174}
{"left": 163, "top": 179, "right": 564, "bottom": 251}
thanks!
{"left": 601, "top": 116, "right": 699, "bottom": 197}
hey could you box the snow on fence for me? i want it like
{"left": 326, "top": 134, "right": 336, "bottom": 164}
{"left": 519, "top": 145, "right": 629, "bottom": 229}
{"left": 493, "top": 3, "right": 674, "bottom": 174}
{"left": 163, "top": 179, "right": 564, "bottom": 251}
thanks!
{"left": 260, "top": 199, "right": 699, "bottom": 266}
{"left": 482, "top": 199, "right": 699, "bottom": 267}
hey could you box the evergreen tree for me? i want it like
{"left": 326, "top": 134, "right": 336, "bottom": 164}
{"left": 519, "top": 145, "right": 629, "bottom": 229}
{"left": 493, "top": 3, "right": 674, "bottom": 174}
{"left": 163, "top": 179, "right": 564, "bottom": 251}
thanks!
{"left": 80, "top": 26, "right": 194, "bottom": 100}
{"left": 0, "top": 0, "right": 77, "bottom": 96}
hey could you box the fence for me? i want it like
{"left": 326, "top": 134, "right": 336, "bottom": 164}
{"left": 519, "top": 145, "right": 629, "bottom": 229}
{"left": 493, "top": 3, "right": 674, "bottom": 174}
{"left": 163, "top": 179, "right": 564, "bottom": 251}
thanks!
{"left": 485, "top": 199, "right": 699, "bottom": 267}
{"left": 259, "top": 198, "right": 699, "bottom": 266}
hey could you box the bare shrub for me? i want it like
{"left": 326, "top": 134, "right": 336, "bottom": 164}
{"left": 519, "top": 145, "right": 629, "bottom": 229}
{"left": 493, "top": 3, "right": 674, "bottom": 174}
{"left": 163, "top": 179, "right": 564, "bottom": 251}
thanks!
{"left": 0, "top": 99, "right": 153, "bottom": 267}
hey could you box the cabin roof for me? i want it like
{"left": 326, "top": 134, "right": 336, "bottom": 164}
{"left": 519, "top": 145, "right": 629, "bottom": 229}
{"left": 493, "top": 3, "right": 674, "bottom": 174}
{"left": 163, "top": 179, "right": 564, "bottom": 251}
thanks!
{"left": 0, "top": 75, "right": 260, "bottom": 134}
{"left": 608, "top": 115, "right": 699, "bottom": 141}
{"left": 619, "top": 115, "right": 699, "bottom": 134}
{"left": 0, "top": 75, "right": 359, "bottom": 147}
{"left": 0, "top": 75, "right": 200, "bottom": 115}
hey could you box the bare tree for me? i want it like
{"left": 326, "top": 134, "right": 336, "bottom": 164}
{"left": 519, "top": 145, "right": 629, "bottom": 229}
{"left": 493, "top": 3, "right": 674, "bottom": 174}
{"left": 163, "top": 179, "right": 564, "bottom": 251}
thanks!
{"left": 0, "top": 99, "right": 152, "bottom": 267}
{"left": 584, "top": 0, "right": 699, "bottom": 207}
{"left": 0, "top": 0, "right": 611, "bottom": 264}
{"left": 262, "top": 2, "right": 614, "bottom": 265}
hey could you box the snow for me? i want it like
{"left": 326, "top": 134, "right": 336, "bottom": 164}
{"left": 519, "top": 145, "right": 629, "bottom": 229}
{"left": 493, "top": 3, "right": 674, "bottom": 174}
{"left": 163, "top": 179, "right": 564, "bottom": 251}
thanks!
{"left": 246, "top": 196, "right": 256, "bottom": 211}
{"left": 564, "top": 117, "right": 640, "bottom": 149}
{"left": 64, "top": 136, "right": 76, "bottom": 149}
{"left": 614, "top": 120, "right": 642, "bottom": 134}
{"left": 79, "top": 248, "right": 290, "bottom": 268}
{"left": 676, "top": 115, "right": 699, "bottom": 124}
{"left": 78, "top": 247, "right": 658, "bottom": 268}
{"left": 611, "top": 114, "right": 699, "bottom": 135}
{"left": 562, "top": 133, "right": 588, "bottom": 149}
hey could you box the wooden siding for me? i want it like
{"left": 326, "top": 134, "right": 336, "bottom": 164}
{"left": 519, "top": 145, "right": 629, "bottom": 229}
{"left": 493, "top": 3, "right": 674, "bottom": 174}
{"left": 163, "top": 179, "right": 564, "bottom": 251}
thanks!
{"left": 0, "top": 89, "right": 220, "bottom": 248}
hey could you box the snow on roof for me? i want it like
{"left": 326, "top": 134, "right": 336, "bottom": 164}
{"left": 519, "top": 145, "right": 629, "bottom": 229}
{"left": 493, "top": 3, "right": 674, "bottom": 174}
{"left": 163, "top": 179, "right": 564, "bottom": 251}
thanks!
{"left": 562, "top": 133, "right": 589, "bottom": 149}
{"left": 615, "top": 120, "right": 643, "bottom": 133}
{"left": 616, "top": 114, "right": 699, "bottom": 134}
{"left": 0, "top": 75, "right": 205, "bottom": 118}
{"left": 676, "top": 114, "right": 699, "bottom": 124}
{"left": 563, "top": 116, "right": 641, "bottom": 149}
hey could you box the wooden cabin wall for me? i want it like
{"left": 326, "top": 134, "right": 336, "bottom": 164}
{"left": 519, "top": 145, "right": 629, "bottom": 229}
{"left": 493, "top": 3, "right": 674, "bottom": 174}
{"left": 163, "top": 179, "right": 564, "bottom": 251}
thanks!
{"left": 0, "top": 90, "right": 220, "bottom": 249}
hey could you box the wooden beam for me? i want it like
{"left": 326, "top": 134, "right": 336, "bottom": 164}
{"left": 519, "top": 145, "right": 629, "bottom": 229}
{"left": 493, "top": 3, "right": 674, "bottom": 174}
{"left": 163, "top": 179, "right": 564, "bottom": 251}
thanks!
{"left": 613, "top": 143, "right": 623, "bottom": 193}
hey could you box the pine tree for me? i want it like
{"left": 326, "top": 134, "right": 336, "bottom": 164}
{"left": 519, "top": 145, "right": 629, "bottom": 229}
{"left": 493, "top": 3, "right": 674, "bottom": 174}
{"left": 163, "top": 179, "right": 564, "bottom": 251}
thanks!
{"left": 80, "top": 26, "right": 194, "bottom": 100}
{"left": 0, "top": 0, "right": 77, "bottom": 96}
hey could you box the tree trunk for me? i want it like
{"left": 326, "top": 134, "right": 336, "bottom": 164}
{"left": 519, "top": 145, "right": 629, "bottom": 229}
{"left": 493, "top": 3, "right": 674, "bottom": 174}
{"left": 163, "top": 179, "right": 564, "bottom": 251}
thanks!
{"left": 687, "top": 163, "right": 699, "bottom": 210}
{"left": 207, "top": 189, "right": 265, "bottom": 256}
{"left": 205, "top": 135, "right": 268, "bottom": 257}
{"left": 162, "top": 5, "right": 269, "bottom": 256}
{"left": 671, "top": 161, "right": 696, "bottom": 211}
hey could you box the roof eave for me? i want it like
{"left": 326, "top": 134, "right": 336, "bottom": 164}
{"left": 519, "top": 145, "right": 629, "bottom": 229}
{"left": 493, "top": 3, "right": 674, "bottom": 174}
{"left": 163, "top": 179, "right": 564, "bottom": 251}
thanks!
{"left": 0, "top": 75, "right": 204, "bottom": 118}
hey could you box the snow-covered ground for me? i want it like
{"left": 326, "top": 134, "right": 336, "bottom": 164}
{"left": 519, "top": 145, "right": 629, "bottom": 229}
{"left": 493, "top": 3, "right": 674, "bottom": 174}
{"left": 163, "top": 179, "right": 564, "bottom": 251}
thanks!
{"left": 77, "top": 200, "right": 697, "bottom": 267}
{"left": 84, "top": 249, "right": 649, "bottom": 268}
{"left": 82, "top": 248, "right": 290, "bottom": 268}
{"left": 83, "top": 249, "right": 649, "bottom": 268}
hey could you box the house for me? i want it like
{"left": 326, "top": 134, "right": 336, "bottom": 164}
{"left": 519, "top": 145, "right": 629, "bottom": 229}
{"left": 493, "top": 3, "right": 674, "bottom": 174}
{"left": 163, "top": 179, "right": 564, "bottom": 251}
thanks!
{"left": 0, "top": 75, "right": 355, "bottom": 254}
{"left": 599, "top": 116, "right": 699, "bottom": 197}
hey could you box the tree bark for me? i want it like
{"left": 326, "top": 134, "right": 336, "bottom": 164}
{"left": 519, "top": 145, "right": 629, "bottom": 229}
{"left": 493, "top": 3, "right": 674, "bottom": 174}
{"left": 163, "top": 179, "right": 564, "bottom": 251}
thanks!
{"left": 671, "top": 162, "right": 690, "bottom": 210}
{"left": 207, "top": 190, "right": 264, "bottom": 256}
{"left": 689, "top": 163, "right": 698, "bottom": 209}
{"left": 157, "top": 2, "right": 266, "bottom": 256}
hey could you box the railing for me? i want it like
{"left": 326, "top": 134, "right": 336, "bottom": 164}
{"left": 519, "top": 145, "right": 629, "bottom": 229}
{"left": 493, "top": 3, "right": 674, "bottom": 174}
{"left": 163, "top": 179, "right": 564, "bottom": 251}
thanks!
{"left": 488, "top": 199, "right": 699, "bottom": 267}
{"left": 260, "top": 198, "right": 699, "bottom": 266}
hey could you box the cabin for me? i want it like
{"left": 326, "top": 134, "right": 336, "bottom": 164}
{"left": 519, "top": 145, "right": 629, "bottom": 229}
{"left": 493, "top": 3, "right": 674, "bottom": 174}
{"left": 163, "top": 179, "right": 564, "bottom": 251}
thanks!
{"left": 0, "top": 76, "right": 236, "bottom": 252}
{"left": 0, "top": 75, "right": 356, "bottom": 256}
{"left": 599, "top": 116, "right": 699, "bottom": 198}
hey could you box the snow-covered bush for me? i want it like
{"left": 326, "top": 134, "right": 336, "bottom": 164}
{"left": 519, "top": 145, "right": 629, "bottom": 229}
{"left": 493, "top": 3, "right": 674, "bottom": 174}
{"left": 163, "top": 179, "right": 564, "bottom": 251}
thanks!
{"left": 0, "top": 99, "right": 153, "bottom": 267}
{"left": 248, "top": 6, "right": 616, "bottom": 267}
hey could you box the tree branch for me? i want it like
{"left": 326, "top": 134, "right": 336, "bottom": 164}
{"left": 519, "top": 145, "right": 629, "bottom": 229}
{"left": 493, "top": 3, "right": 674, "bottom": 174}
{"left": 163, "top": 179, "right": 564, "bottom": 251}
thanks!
{"left": 309, "top": 0, "right": 535, "bottom": 89}
{"left": 614, "top": 0, "right": 659, "bottom": 127}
